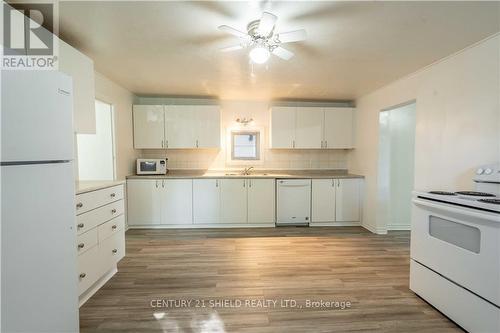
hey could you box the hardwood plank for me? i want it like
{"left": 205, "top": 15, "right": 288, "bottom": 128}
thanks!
{"left": 79, "top": 227, "right": 461, "bottom": 332}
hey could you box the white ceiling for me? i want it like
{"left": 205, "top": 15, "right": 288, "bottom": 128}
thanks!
{"left": 59, "top": 1, "right": 500, "bottom": 100}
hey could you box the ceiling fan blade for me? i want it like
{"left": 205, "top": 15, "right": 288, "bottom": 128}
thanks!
{"left": 276, "top": 29, "right": 307, "bottom": 43}
{"left": 218, "top": 25, "right": 249, "bottom": 39}
{"left": 272, "top": 46, "right": 294, "bottom": 60}
{"left": 258, "top": 12, "right": 277, "bottom": 36}
{"left": 220, "top": 44, "right": 244, "bottom": 52}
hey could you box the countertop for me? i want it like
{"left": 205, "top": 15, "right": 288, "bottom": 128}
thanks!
{"left": 126, "top": 169, "right": 364, "bottom": 180}
{"left": 75, "top": 180, "right": 125, "bottom": 195}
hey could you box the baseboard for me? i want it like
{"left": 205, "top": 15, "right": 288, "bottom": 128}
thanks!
{"left": 362, "top": 223, "right": 387, "bottom": 235}
{"left": 309, "top": 222, "right": 361, "bottom": 227}
{"left": 387, "top": 224, "right": 411, "bottom": 231}
{"left": 128, "top": 223, "right": 276, "bottom": 229}
{"left": 79, "top": 267, "right": 117, "bottom": 307}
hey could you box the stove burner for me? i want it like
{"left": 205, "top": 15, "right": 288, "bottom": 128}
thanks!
{"left": 455, "top": 191, "right": 496, "bottom": 197}
{"left": 429, "top": 191, "right": 457, "bottom": 196}
{"left": 478, "top": 198, "right": 500, "bottom": 205}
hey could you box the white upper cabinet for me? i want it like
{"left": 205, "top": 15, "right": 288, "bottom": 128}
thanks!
{"left": 133, "top": 104, "right": 220, "bottom": 149}
{"left": 323, "top": 107, "right": 355, "bottom": 149}
{"left": 165, "top": 105, "right": 196, "bottom": 148}
{"left": 311, "top": 179, "right": 336, "bottom": 223}
{"left": 219, "top": 179, "right": 248, "bottom": 224}
{"left": 295, "top": 107, "right": 324, "bottom": 149}
{"left": 160, "top": 179, "right": 193, "bottom": 225}
{"left": 193, "top": 179, "right": 220, "bottom": 224}
{"left": 133, "top": 105, "right": 165, "bottom": 149}
{"left": 247, "top": 179, "right": 275, "bottom": 224}
{"left": 270, "top": 106, "right": 355, "bottom": 149}
{"left": 270, "top": 107, "right": 296, "bottom": 148}
{"left": 335, "top": 179, "right": 361, "bottom": 222}
{"left": 194, "top": 105, "right": 221, "bottom": 148}
{"left": 59, "top": 40, "right": 96, "bottom": 134}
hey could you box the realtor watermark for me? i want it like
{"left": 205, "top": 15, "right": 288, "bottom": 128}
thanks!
{"left": 150, "top": 298, "right": 352, "bottom": 310}
{"left": 2, "top": 1, "right": 58, "bottom": 69}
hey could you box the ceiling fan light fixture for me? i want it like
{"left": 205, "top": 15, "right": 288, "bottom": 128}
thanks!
{"left": 249, "top": 45, "right": 270, "bottom": 64}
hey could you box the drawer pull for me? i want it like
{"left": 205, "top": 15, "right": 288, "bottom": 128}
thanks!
{"left": 79, "top": 273, "right": 86, "bottom": 279}
{"left": 112, "top": 249, "right": 118, "bottom": 254}
{"left": 112, "top": 225, "right": 117, "bottom": 230}
{"left": 110, "top": 193, "right": 116, "bottom": 198}
{"left": 111, "top": 209, "right": 117, "bottom": 214}
{"left": 77, "top": 243, "right": 85, "bottom": 249}
{"left": 76, "top": 202, "right": 83, "bottom": 208}
{"left": 77, "top": 223, "right": 84, "bottom": 229}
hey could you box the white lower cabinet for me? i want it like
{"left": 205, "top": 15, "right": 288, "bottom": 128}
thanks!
{"left": 220, "top": 179, "right": 248, "bottom": 224}
{"left": 128, "top": 179, "right": 193, "bottom": 226}
{"left": 248, "top": 179, "right": 275, "bottom": 224}
{"left": 76, "top": 184, "right": 125, "bottom": 305}
{"left": 311, "top": 178, "right": 361, "bottom": 224}
{"left": 193, "top": 179, "right": 220, "bottom": 224}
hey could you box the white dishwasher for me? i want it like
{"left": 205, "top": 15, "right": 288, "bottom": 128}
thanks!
{"left": 276, "top": 179, "right": 311, "bottom": 226}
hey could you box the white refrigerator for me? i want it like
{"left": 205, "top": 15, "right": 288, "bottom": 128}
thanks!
{"left": 1, "top": 71, "right": 79, "bottom": 332}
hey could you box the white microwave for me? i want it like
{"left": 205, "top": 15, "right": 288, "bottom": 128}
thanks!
{"left": 136, "top": 158, "right": 167, "bottom": 175}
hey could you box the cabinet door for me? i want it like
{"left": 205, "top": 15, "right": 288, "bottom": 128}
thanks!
{"left": 311, "top": 179, "right": 336, "bottom": 223}
{"left": 195, "top": 105, "right": 220, "bottom": 148}
{"left": 335, "top": 179, "right": 360, "bottom": 222}
{"left": 127, "top": 180, "right": 161, "bottom": 225}
{"left": 160, "top": 179, "right": 193, "bottom": 225}
{"left": 295, "top": 107, "right": 324, "bottom": 149}
{"left": 323, "top": 107, "right": 355, "bottom": 148}
{"left": 133, "top": 105, "right": 165, "bottom": 149}
{"left": 248, "top": 179, "right": 275, "bottom": 224}
{"left": 220, "top": 179, "right": 248, "bottom": 224}
{"left": 193, "top": 179, "right": 220, "bottom": 224}
{"left": 270, "top": 107, "right": 296, "bottom": 148}
{"left": 59, "top": 40, "right": 96, "bottom": 134}
{"left": 165, "top": 105, "right": 197, "bottom": 148}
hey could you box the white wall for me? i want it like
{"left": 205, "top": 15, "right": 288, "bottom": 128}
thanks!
{"left": 138, "top": 99, "right": 350, "bottom": 170}
{"left": 350, "top": 34, "right": 500, "bottom": 234}
{"left": 94, "top": 72, "right": 138, "bottom": 180}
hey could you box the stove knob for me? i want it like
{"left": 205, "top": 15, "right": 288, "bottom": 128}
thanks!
{"left": 484, "top": 168, "right": 493, "bottom": 175}
{"left": 476, "top": 168, "right": 484, "bottom": 175}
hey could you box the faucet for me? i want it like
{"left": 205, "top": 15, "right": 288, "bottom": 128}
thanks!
{"left": 242, "top": 166, "right": 254, "bottom": 175}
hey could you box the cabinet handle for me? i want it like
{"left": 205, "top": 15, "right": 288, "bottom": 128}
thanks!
{"left": 110, "top": 193, "right": 116, "bottom": 198}
{"left": 79, "top": 273, "right": 86, "bottom": 279}
{"left": 161, "top": 140, "right": 164, "bottom": 148}
{"left": 156, "top": 180, "right": 159, "bottom": 188}
{"left": 112, "top": 249, "right": 118, "bottom": 254}
{"left": 162, "top": 180, "right": 165, "bottom": 188}
{"left": 78, "top": 243, "right": 85, "bottom": 249}
{"left": 112, "top": 224, "right": 117, "bottom": 230}
{"left": 292, "top": 140, "right": 295, "bottom": 148}
{"left": 325, "top": 141, "right": 328, "bottom": 148}
{"left": 196, "top": 140, "right": 199, "bottom": 148}
{"left": 76, "top": 202, "right": 83, "bottom": 209}
{"left": 111, "top": 209, "right": 117, "bottom": 214}
{"left": 249, "top": 179, "right": 252, "bottom": 188}
{"left": 166, "top": 140, "right": 169, "bottom": 148}
{"left": 337, "top": 179, "right": 340, "bottom": 187}
{"left": 216, "top": 179, "right": 219, "bottom": 187}
{"left": 77, "top": 223, "right": 84, "bottom": 229}
{"left": 332, "top": 179, "right": 334, "bottom": 187}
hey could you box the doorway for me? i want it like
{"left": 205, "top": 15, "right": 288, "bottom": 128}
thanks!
{"left": 76, "top": 100, "right": 116, "bottom": 180}
{"left": 377, "top": 101, "right": 416, "bottom": 230}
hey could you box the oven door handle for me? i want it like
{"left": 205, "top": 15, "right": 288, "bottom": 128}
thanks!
{"left": 413, "top": 198, "right": 499, "bottom": 222}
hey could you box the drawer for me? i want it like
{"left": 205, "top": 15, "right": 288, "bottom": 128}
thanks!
{"left": 76, "top": 228, "right": 98, "bottom": 256}
{"left": 75, "top": 185, "right": 124, "bottom": 215}
{"left": 99, "top": 231, "right": 125, "bottom": 272}
{"left": 76, "top": 200, "right": 124, "bottom": 235}
{"left": 98, "top": 215, "right": 125, "bottom": 243}
{"left": 77, "top": 245, "right": 101, "bottom": 295}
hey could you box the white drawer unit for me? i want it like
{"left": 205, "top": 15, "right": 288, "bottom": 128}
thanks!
{"left": 76, "top": 200, "right": 124, "bottom": 235}
{"left": 76, "top": 228, "right": 98, "bottom": 256}
{"left": 75, "top": 185, "right": 124, "bottom": 215}
{"left": 75, "top": 184, "right": 125, "bottom": 306}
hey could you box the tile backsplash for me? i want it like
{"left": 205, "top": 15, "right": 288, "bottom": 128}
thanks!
{"left": 141, "top": 148, "right": 348, "bottom": 170}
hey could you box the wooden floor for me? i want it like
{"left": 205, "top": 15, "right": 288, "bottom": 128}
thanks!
{"left": 80, "top": 227, "right": 461, "bottom": 333}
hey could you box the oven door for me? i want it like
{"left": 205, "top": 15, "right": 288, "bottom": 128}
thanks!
{"left": 411, "top": 198, "right": 500, "bottom": 306}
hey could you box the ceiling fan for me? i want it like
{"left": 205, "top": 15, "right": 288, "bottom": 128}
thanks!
{"left": 218, "top": 12, "right": 307, "bottom": 64}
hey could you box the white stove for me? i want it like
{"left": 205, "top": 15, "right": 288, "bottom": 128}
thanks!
{"left": 410, "top": 163, "right": 500, "bottom": 333}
